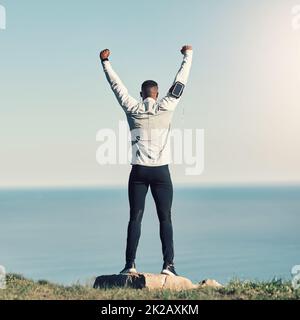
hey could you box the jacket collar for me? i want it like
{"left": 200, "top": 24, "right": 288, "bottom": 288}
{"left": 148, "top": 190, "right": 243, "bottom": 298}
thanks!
{"left": 143, "top": 97, "right": 157, "bottom": 103}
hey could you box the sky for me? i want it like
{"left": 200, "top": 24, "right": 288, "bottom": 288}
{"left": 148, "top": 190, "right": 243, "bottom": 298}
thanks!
{"left": 0, "top": 0, "right": 300, "bottom": 188}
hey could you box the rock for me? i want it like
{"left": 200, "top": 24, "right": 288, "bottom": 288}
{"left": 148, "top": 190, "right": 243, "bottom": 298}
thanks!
{"left": 93, "top": 272, "right": 198, "bottom": 291}
{"left": 198, "top": 279, "right": 223, "bottom": 288}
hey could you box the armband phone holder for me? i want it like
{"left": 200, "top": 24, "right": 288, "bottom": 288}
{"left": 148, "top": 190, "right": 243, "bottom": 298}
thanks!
{"left": 169, "top": 81, "right": 185, "bottom": 99}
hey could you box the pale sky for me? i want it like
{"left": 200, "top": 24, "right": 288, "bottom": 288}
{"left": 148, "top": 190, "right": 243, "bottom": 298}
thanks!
{"left": 0, "top": 0, "right": 300, "bottom": 188}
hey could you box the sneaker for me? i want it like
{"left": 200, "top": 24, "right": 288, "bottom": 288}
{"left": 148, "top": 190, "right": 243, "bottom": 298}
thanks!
{"left": 161, "top": 263, "right": 178, "bottom": 276}
{"left": 119, "top": 262, "right": 137, "bottom": 274}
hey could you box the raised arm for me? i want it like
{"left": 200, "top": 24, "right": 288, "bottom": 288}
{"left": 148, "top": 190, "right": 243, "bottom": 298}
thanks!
{"left": 100, "top": 49, "right": 138, "bottom": 112}
{"left": 159, "top": 45, "right": 193, "bottom": 111}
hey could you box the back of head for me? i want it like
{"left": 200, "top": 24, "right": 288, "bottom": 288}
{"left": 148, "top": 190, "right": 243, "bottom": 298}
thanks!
{"left": 141, "top": 80, "right": 158, "bottom": 100}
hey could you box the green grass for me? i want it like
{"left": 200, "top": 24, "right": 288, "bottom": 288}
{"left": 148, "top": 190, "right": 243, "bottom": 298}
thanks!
{"left": 0, "top": 274, "right": 299, "bottom": 300}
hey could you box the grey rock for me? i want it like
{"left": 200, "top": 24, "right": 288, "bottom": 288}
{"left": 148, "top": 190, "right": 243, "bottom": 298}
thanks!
{"left": 93, "top": 272, "right": 222, "bottom": 291}
{"left": 198, "top": 279, "right": 224, "bottom": 288}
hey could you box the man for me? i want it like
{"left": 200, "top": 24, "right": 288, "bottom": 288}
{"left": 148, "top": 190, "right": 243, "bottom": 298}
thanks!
{"left": 99, "top": 45, "right": 193, "bottom": 276}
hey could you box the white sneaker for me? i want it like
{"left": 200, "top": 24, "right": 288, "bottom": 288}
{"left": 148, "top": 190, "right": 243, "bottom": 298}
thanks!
{"left": 161, "top": 263, "right": 178, "bottom": 276}
{"left": 120, "top": 262, "right": 137, "bottom": 274}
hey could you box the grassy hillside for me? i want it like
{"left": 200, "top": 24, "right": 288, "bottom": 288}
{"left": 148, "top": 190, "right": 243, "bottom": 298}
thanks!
{"left": 0, "top": 274, "right": 299, "bottom": 300}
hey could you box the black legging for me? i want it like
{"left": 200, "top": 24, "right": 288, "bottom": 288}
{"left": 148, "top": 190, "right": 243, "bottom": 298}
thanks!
{"left": 125, "top": 164, "right": 174, "bottom": 265}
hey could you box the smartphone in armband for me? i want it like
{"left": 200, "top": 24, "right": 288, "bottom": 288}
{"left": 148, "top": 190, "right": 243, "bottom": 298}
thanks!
{"left": 169, "top": 81, "right": 185, "bottom": 99}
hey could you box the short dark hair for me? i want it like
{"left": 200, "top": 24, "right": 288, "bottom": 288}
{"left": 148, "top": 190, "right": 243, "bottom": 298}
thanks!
{"left": 142, "top": 80, "right": 158, "bottom": 90}
{"left": 141, "top": 80, "right": 158, "bottom": 97}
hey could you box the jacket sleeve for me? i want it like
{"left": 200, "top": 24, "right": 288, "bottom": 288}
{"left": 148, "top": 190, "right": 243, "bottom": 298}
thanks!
{"left": 101, "top": 60, "right": 138, "bottom": 112}
{"left": 158, "top": 49, "right": 193, "bottom": 112}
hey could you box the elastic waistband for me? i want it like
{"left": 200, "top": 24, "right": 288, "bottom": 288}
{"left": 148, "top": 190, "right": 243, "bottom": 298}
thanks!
{"left": 132, "top": 164, "right": 169, "bottom": 169}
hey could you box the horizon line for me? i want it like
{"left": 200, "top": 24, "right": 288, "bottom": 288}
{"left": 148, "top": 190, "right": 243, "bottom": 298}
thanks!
{"left": 1, "top": 181, "right": 300, "bottom": 191}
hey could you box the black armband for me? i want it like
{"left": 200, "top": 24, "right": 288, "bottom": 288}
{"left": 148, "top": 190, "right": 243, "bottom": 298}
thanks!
{"left": 169, "top": 81, "right": 185, "bottom": 99}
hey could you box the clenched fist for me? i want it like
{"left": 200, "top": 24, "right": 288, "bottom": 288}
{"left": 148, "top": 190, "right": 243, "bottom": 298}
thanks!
{"left": 100, "top": 49, "right": 110, "bottom": 61}
{"left": 181, "top": 45, "right": 193, "bottom": 55}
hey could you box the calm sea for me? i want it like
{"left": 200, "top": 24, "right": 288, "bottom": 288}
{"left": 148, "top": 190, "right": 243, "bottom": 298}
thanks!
{"left": 0, "top": 186, "right": 299, "bottom": 285}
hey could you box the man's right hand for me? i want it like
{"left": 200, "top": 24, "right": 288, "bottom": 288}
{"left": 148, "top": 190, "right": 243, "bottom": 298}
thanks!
{"left": 100, "top": 49, "right": 110, "bottom": 61}
{"left": 181, "top": 45, "right": 193, "bottom": 55}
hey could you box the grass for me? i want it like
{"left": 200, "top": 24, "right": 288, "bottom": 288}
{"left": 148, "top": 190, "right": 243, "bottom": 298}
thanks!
{"left": 0, "top": 273, "right": 299, "bottom": 300}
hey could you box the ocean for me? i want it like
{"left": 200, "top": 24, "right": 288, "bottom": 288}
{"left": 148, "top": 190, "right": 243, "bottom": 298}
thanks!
{"left": 0, "top": 186, "right": 299, "bottom": 286}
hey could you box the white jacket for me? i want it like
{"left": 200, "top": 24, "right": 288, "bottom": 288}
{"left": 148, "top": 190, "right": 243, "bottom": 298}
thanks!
{"left": 101, "top": 49, "right": 193, "bottom": 166}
